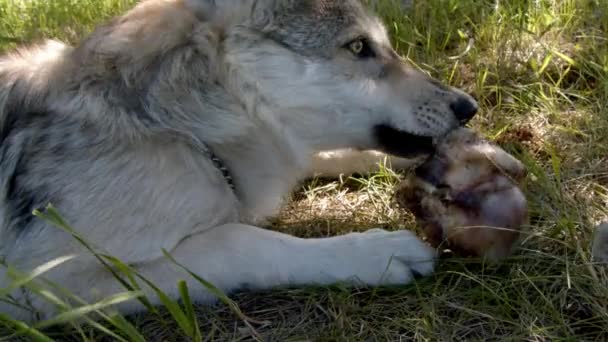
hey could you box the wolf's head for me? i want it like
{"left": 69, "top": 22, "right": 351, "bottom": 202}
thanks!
{"left": 177, "top": 0, "right": 480, "bottom": 157}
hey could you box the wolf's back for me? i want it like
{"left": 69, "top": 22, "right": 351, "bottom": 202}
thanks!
{"left": 0, "top": 40, "right": 72, "bottom": 133}
{"left": 0, "top": 40, "right": 72, "bottom": 249}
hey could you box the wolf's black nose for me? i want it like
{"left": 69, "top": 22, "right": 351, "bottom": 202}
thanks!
{"left": 450, "top": 96, "right": 478, "bottom": 123}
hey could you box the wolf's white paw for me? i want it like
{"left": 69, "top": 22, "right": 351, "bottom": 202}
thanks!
{"left": 334, "top": 229, "right": 437, "bottom": 286}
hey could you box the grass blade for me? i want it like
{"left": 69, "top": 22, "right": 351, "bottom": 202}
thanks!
{"left": 32, "top": 205, "right": 157, "bottom": 312}
{"left": 35, "top": 291, "right": 143, "bottom": 329}
{"left": 130, "top": 275, "right": 193, "bottom": 336}
{"left": 0, "top": 314, "right": 54, "bottom": 342}
{"left": 0, "top": 255, "right": 76, "bottom": 298}
{"left": 178, "top": 280, "right": 202, "bottom": 341}
{"left": 103, "top": 313, "right": 146, "bottom": 342}
{"left": 161, "top": 249, "right": 269, "bottom": 341}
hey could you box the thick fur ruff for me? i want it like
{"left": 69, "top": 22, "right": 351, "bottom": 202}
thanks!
{"left": 0, "top": 0, "right": 478, "bottom": 321}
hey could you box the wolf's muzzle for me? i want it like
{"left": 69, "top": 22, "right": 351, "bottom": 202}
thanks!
{"left": 450, "top": 95, "right": 479, "bottom": 124}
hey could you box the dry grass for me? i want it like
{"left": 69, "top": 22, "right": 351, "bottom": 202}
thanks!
{"left": 1, "top": 0, "right": 608, "bottom": 340}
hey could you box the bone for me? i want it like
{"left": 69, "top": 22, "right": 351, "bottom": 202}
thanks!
{"left": 395, "top": 127, "right": 529, "bottom": 261}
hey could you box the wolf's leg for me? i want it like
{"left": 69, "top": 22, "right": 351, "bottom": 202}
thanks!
{"left": 592, "top": 222, "right": 608, "bottom": 263}
{"left": 8, "top": 223, "right": 436, "bottom": 321}
{"left": 310, "top": 149, "right": 422, "bottom": 178}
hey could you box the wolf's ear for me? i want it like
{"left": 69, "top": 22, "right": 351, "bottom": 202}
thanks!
{"left": 183, "top": 0, "right": 214, "bottom": 18}
{"left": 184, "top": 0, "right": 274, "bottom": 24}
{"left": 184, "top": 0, "right": 246, "bottom": 22}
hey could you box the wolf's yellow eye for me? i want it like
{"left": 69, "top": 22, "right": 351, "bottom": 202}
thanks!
{"left": 349, "top": 40, "right": 364, "bottom": 55}
{"left": 345, "top": 38, "right": 375, "bottom": 59}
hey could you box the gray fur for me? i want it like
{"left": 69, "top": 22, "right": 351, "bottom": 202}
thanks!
{"left": 593, "top": 222, "right": 608, "bottom": 263}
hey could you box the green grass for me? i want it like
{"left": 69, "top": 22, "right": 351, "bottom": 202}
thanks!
{"left": 1, "top": 0, "right": 608, "bottom": 340}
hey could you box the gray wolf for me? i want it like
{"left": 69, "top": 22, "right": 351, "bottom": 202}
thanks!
{"left": 0, "top": 0, "right": 478, "bottom": 321}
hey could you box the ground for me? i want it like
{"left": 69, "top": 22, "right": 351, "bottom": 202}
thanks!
{"left": 1, "top": 0, "right": 607, "bottom": 341}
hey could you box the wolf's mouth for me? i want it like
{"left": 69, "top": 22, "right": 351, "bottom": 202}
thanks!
{"left": 373, "top": 124, "right": 436, "bottom": 158}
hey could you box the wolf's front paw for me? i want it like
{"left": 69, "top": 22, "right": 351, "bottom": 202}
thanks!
{"left": 340, "top": 229, "right": 437, "bottom": 285}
